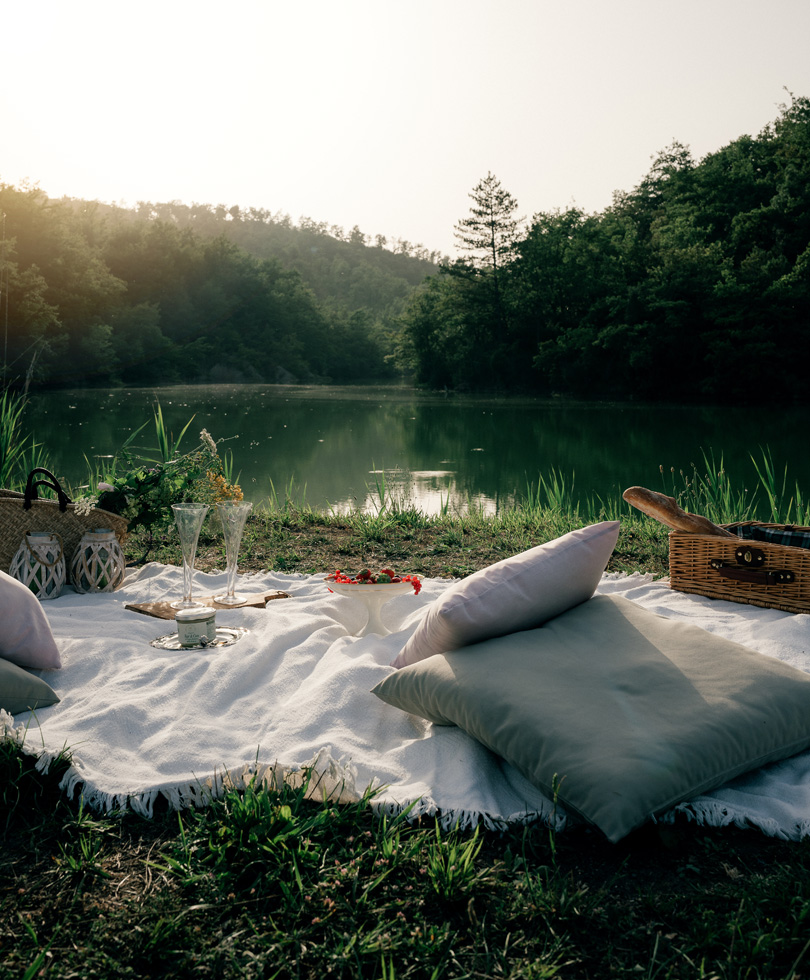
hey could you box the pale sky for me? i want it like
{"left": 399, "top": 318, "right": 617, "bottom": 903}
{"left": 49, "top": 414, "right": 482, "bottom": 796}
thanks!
{"left": 2, "top": 0, "right": 809, "bottom": 257}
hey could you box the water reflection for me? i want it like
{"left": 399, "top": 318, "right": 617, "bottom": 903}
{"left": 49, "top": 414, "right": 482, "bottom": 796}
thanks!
{"left": 23, "top": 384, "right": 810, "bottom": 517}
{"left": 354, "top": 467, "right": 503, "bottom": 516}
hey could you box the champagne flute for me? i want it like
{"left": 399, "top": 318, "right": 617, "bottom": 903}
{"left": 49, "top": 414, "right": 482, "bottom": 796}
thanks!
{"left": 170, "top": 503, "right": 210, "bottom": 609}
{"left": 214, "top": 501, "right": 253, "bottom": 605}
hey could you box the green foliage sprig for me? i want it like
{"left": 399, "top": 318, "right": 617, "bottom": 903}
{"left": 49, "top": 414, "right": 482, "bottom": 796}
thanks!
{"left": 77, "top": 424, "right": 242, "bottom": 533}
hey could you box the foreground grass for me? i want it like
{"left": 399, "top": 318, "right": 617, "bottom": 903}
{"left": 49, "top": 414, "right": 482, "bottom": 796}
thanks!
{"left": 4, "top": 508, "right": 810, "bottom": 979}
{"left": 5, "top": 739, "right": 810, "bottom": 980}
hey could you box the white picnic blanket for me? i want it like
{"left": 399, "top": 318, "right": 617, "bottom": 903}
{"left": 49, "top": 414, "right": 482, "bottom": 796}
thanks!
{"left": 5, "top": 564, "right": 810, "bottom": 839}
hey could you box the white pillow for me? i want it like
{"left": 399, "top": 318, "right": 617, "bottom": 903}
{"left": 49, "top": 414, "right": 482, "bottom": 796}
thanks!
{"left": 0, "top": 570, "right": 62, "bottom": 669}
{"left": 391, "top": 521, "right": 620, "bottom": 669}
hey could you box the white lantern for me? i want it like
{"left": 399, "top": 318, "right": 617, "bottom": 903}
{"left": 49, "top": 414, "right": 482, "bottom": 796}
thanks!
{"left": 70, "top": 528, "right": 126, "bottom": 594}
{"left": 8, "top": 531, "right": 66, "bottom": 600}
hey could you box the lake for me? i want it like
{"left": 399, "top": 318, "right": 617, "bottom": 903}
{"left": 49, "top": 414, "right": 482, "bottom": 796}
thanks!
{"left": 22, "top": 384, "right": 810, "bottom": 517}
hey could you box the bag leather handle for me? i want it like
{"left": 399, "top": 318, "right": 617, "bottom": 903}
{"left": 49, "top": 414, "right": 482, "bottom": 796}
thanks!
{"left": 709, "top": 560, "right": 796, "bottom": 586}
{"left": 23, "top": 468, "right": 73, "bottom": 512}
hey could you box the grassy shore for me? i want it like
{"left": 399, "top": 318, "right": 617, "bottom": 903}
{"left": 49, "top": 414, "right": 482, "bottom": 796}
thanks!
{"left": 143, "top": 505, "right": 671, "bottom": 580}
{"left": 3, "top": 508, "right": 810, "bottom": 980}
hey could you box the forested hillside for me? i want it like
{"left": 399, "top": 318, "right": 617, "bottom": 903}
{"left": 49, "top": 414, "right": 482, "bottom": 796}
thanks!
{"left": 400, "top": 94, "right": 810, "bottom": 402}
{"left": 3, "top": 94, "right": 808, "bottom": 400}
{"left": 136, "top": 202, "right": 442, "bottom": 309}
{"left": 0, "top": 187, "right": 439, "bottom": 389}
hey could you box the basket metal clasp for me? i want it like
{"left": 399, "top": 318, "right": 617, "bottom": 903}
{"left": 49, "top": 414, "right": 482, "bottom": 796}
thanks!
{"left": 735, "top": 546, "right": 765, "bottom": 568}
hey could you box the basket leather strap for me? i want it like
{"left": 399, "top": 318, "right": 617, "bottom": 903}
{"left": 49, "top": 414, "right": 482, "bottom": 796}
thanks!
{"left": 23, "top": 468, "right": 72, "bottom": 512}
{"left": 709, "top": 560, "right": 796, "bottom": 586}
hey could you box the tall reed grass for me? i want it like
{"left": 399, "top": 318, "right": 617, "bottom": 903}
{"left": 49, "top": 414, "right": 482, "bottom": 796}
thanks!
{"left": 658, "top": 448, "right": 810, "bottom": 526}
{"left": 0, "top": 389, "right": 49, "bottom": 490}
{"left": 274, "top": 453, "right": 806, "bottom": 527}
{"left": 282, "top": 451, "right": 809, "bottom": 528}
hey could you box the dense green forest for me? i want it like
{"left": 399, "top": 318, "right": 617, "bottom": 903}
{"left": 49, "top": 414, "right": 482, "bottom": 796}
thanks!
{"left": 0, "top": 185, "right": 439, "bottom": 388}
{"left": 400, "top": 93, "right": 810, "bottom": 402}
{"left": 2, "top": 93, "right": 808, "bottom": 400}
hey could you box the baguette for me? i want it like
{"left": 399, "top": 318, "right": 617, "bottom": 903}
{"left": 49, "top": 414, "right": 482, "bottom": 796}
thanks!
{"left": 622, "top": 486, "right": 735, "bottom": 537}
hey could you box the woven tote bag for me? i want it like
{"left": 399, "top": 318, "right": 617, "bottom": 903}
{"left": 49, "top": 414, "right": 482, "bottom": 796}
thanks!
{"left": 0, "top": 468, "right": 128, "bottom": 573}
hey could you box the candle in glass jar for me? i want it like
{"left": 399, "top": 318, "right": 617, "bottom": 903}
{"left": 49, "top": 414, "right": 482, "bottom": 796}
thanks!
{"left": 175, "top": 607, "right": 216, "bottom": 647}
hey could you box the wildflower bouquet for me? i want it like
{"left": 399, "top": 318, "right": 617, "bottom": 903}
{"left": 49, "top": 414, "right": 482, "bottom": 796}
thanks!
{"left": 76, "top": 428, "right": 243, "bottom": 534}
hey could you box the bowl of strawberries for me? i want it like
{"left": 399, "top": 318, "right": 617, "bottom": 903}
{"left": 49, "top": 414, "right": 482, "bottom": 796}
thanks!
{"left": 325, "top": 568, "right": 422, "bottom": 636}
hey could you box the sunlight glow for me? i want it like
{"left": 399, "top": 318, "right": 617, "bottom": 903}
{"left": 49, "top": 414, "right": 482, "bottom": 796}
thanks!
{"left": 2, "top": 0, "right": 809, "bottom": 255}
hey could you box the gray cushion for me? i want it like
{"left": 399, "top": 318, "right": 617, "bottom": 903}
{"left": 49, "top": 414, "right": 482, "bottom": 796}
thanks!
{"left": 373, "top": 594, "right": 810, "bottom": 842}
{"left": 0, "top": 656, "right": 60, "bottom": 715}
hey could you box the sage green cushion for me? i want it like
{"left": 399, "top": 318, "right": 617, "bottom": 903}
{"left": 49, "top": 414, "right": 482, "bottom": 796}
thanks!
{"left": 0, "top": 656, "right": 60, "bottom": 715}
{"left": 372, "top": 595, "right": 810, "bottom": 842}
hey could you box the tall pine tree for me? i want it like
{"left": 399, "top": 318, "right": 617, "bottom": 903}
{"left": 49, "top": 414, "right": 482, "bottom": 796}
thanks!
{"left": 448, "top": 173, "right": 524, "bottom": 384}
{"left": 453, "top": 172, "right": 524, "bottom": 273}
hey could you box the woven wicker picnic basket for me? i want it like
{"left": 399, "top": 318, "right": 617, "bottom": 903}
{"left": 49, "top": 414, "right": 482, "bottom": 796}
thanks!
{"left": 0, "top": 468, "right": 128, "bottom": 574}
{"left": 669, "top": 521, "right": 810, "bottom": 614}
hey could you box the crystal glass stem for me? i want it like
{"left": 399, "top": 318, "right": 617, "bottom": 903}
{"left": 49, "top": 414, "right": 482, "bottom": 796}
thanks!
{"left": 171, "top": 503, "right": 210, "bottom": 609}
{"left": 214, "top": 501, "right": 253, "bottom": 605}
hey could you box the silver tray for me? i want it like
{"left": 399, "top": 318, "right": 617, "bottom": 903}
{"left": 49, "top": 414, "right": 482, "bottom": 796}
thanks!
{"left": 150, "top": 627, "right": 249, "bottom": 650}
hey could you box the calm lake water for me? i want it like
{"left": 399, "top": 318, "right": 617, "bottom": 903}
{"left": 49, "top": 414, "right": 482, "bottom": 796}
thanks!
{"left": 23, "top": 384, "right": 810, "bottom": 517}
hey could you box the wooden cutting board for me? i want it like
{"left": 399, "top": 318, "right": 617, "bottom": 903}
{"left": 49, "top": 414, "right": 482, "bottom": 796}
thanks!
{"left": 125, "top": 590, "right": 291, "bottom": 621}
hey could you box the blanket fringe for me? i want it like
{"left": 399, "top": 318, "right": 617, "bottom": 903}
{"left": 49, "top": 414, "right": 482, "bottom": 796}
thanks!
{"left": 372, "top": 790, "right": 566, "bottom": 835}
{"left": 2, "top": 710, "right": 70, "bottom": 779}
{"left": 2, "top": 718, "right": 566, "bottom": 834}
{"left": 15, "top": 708, "right": 806, "bottom": 842}
{"left": 49, "top": 745, "right": 365, "bottom": 819}
{"left": 666, "top": 799, "right": 810, "bottom": 842}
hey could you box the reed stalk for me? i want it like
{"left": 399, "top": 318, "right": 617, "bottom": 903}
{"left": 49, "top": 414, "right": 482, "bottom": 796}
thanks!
{"left": 0, "top": 389, "right": 49, "bottom": 490}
